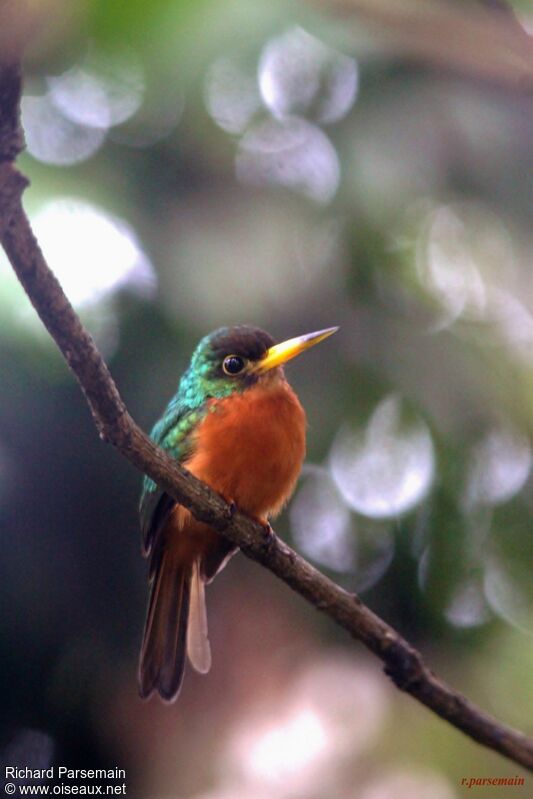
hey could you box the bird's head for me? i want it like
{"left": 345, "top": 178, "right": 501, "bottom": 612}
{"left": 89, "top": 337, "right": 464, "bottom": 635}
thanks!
{"left": 179, "top": 324, "right": 337, "bottom": 407}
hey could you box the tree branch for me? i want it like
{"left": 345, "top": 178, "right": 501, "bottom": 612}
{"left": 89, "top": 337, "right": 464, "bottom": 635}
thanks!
{"left": 320, "top": 0, "right": 533, "bottom": 90}
{"left": 1, "top": 62, "right": 532, "bottom": 773}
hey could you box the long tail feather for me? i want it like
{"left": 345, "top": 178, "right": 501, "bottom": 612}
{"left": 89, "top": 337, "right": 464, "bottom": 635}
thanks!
{"left": 138, "top": 550, "right": 191, "bottom": 703}
{"left": 187, "top": 558, "right": 211, "bottom": 674}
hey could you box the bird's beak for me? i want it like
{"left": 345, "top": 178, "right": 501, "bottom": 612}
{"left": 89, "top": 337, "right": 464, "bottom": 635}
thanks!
{"left": 254, "top": 327, "right": 339, "bottom": 374}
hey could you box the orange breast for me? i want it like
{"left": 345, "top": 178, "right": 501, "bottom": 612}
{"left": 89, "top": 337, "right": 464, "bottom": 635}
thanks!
{"left": 185, "top": 380, "right": 306, "bottom": 521}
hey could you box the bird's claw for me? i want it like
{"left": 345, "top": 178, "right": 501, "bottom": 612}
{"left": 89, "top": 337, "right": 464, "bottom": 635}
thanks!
{"left": 225, "top": 503, "right": 274, "bottom": 546}
{"left": 225, "top": 500, "right": 237, "bottom": 520}
{"left": 259, "top": 520, "right": 275, "bottom": 547}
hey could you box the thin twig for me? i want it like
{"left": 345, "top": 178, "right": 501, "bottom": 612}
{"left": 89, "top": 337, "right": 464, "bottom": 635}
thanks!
{"left": 0, "top": 61, "right": 532, "bottom": 772}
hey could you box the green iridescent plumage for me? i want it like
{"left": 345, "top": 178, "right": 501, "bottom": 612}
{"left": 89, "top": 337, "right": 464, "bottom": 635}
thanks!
{"left": 139, "top": 326, "right": 274, "bottom": 552}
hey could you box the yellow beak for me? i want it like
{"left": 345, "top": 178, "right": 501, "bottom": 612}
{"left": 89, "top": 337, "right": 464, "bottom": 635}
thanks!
{"left": 254, "top": 326, "right": 339, "bottom": 374}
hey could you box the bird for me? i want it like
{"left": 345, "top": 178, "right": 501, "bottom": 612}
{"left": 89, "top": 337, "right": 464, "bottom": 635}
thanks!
{"left": 138, "top": 324, "right": 338, "bottom": 702}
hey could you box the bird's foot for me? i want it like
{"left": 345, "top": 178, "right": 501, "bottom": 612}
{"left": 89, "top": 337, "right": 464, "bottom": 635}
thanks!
{"left": 225, "top": 500, "right": 237, "bottom": 520}
{"left": 256, "top": 517, "right": 275, "bottom": 547}
{"left": 225, "top": 503, "right": 274, "bottom": 546}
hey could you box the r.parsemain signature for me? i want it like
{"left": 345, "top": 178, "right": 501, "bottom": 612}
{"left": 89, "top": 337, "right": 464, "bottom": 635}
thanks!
{"left": 460, "top": 776, "right": 525, "bottom": 789}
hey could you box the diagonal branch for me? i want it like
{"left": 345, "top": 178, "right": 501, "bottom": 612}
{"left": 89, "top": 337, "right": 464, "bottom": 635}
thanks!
{"left": 1, "top": 62, "right": 532, "bottom": 772}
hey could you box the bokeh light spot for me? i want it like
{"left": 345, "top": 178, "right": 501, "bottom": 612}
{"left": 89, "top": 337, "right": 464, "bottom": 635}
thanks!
{"left": 489, "top": 288, "right": 533, "bottom": 364}
{"left": 464, "top": 426, "right": 531, "bottom": 508}
{"left": 259, "top": 26, "right": 358, "bottom": 123}
{"left": 21, "top": 94, "right": 106, "bottom": 166}
{"left": 484, "top": 554, "right": 533, "bottom": 635}
{"left": 330, "top": 396, "right": 435, "bottom": 519}
{"left": 417, "top": 204, "right": 486, "bottom": 327}
{"left": 204, "top": 55, "right": 262, "bottom": 134}
{"left": 47, "top": 49, "right": 145, "bottom": 130}
{"left": 246, "top": 708, "right": 327, "bottom": 784}
{"left": 415, "top": 202, "right": 533, "bottom": 364}
{"left": 228, "top": 656, "right": 388, "bottom": 795}
{"left": 31, "top": 198, "right": 156, "bottom": 308}
{"left": 291, "top": 467, "right": 395, "bottom": 589}
{"left": 236, "top": 117, "right": 340, "bottom": 203}
{"left": 290, "top": 467, "right": 355, "bottom": 573}
{"left": 444, "top": 578, "right": 492, "bottom": 629}
{"left": 291, "top": 656, "right": 389, "bottom": 756}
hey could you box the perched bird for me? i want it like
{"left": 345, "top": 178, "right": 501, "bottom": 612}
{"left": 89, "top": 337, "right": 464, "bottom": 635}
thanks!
{"left": 138, "top": 324, "right": 337, "bottom": 702}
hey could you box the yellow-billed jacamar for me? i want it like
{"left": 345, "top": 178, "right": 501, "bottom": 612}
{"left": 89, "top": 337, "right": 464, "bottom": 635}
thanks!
{"left": 139, "top": 324, "right": 337, "bottom": 702}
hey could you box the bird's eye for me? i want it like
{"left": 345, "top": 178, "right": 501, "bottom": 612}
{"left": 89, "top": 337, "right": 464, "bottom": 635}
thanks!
{"left": 222, "top": 355, "right": 246, "bottom": 376}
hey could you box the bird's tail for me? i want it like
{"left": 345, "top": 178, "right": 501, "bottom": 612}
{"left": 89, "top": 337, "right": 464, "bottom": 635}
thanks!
{"left": 139, "top": 550, "right": 211, "bottom": 703}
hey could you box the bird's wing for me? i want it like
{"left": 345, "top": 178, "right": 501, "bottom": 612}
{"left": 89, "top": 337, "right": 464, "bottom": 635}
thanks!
{"left": 139, "top": 399, "right": 201, "bottom": 557}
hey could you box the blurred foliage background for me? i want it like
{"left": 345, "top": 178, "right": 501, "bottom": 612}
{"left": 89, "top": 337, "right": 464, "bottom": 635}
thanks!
{"left": 1, "top": 1, "right": 532, "bottom": 797}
